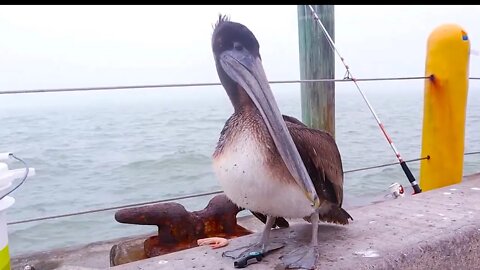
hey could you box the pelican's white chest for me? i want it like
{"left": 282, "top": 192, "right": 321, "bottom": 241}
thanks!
{"left": 212, "top": 128, "right": 315, "bottom": 219}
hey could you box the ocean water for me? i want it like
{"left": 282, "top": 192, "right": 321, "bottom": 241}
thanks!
{"left": 1, "top": 82, "right": 479, "bottom": 257}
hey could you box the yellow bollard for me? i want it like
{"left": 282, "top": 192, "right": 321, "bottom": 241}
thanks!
{"left": 0, "top": 196, "right": 15, "bottom": 270}
{"left": 420, "top": 24, "right": 470, "bottom": 191}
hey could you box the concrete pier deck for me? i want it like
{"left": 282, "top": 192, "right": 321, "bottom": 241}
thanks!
{"left": 12, "top": 173, "right": 480, "bottom": 270}
{"left": 112, "top": 173, "right": 480, "bottom": 270}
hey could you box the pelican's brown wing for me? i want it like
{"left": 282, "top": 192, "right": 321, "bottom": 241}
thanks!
{"left": 250, "top": 115, "right": 351, "bottom": 227}
{"left": 284, "top": 115, "right": 352, "bottom": 225}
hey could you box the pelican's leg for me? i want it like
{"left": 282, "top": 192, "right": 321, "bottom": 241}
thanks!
{"left": 281, "top": 210, "right": 320, "bottom": 270}
{"left": 222, "top": 215, "right": 285, "bottom": 268}
{"left": 259, "top": 215, "right": 275, "bottom": 249}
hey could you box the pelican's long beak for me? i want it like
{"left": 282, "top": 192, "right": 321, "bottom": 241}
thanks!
{"left": 219, "top": 48, "right": 320, "bottom": 209}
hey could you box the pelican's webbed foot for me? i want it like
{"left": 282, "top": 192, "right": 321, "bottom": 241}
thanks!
{"left": 281, "top": 210, "right": 321, "bottom": 269}
{"left": 280, "top": 246, "right": 320, "bottom": 270}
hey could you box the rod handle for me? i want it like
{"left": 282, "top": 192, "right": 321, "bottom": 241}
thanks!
{"left": 400, "top": 161, "right": 422, "bottom": 194}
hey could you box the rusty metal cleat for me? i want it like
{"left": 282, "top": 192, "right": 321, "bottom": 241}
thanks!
{"left": 112, "top": 194, "right": 252, "bottom": 262}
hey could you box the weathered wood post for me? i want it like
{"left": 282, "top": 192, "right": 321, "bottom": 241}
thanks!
{"left": 297, "top": 5, "right": 335, "bottom": 136}
{"left": 420, "top": 24, "right": 470, "bottom": 191}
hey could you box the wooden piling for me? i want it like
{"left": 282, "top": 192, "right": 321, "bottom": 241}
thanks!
{"left": 297, "top": 5, "right": 335, "bottom": 136}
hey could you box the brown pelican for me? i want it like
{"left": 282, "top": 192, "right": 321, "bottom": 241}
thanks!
{"left": 211, "top": 15, "right": 352, "bottom": 269}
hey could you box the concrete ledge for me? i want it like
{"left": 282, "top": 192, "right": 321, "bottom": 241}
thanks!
{"left": 111, "top": 173, "right": 480, "bottom": 269}
{"left": 10, "top": 216, "right": 264, "bottom": 270}
{"left": 10, "top": 233, "right": 143, "bottom": 270}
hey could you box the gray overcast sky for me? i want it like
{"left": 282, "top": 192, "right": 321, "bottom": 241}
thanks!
{"left": 0, "top": 5, "right": 478, "bottom": 91}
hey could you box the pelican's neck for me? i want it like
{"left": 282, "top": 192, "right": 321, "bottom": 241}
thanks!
{"left": 215, "top": 61, "right": 257, "bottom": 113}
{"left": 225, "top": 84, "right": 256, "bottom": 113}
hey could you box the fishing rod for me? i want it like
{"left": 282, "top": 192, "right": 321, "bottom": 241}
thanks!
{"left": 307, "top": 5, "right": 423, "bottom": 194}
